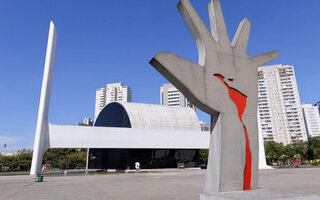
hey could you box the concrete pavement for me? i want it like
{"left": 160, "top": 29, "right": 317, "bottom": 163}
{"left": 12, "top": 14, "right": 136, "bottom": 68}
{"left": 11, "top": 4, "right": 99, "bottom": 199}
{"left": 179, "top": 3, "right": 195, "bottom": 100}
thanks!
{"left": 0, "top": 168, "right": 320, "bottom": 200}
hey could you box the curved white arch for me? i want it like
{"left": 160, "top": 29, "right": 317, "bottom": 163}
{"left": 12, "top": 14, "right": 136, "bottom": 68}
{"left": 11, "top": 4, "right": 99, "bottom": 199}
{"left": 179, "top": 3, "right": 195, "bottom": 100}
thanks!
{"left": 110, "top": 102, "right": 200, "bottom": 131}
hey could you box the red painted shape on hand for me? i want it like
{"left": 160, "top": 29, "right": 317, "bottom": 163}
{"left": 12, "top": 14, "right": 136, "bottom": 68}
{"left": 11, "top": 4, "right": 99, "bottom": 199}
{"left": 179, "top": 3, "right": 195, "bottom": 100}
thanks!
{"left": 214, "top": 74, "right": 252, "bottom": 190}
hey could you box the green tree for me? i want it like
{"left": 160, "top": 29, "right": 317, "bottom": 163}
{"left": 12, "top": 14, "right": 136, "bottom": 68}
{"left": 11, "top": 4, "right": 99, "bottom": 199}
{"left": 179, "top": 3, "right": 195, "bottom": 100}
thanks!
{"left": 200, "top": 149, "right": 209, "bottom": 164}
{"left": 264, "top": 137, "right": 320, "bottom": 165}
{"left": 0, "top": 154, "right": 18, "bottom": 171}
{"left": 15, "top": 149, "right": 32, "bottom": 171}
{"left": 264, "top": 141, "right": 285, "bottom": 164}
{"left": 291, "top": 141, "right": 307, "bottom": 160}
{"left": 68, "top": 151, "right": 87, "bottom": 168}
{"left": 305, "top": 137, "right": 320, "bottom": 161}
{"left": 0, "top": 148, "right": 88, "bottom": 171}
{"left": 43, "top": 148, "right": 87, "bottom": 169}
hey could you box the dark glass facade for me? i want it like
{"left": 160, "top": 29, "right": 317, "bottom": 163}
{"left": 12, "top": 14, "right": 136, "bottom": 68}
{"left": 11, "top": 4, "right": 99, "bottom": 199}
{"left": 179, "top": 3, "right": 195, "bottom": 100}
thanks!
{"left": 89, "top": 102, "right": 200, "bottom": 169}
{"left": 88, "top": 149, "right": 199, "bottom": 169}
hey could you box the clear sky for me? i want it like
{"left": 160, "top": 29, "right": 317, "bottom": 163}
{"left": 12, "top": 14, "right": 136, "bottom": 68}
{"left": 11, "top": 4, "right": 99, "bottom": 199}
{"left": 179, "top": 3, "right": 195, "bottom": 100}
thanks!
{"left": 0, "top": 0, "right": 319, "bottom": 152}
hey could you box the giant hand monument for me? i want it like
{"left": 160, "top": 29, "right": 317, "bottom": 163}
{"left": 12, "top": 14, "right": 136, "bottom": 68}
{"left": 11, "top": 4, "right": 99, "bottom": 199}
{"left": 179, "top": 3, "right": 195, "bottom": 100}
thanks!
{"left": 150, "top": 0, "right": 279, "bottom": 194}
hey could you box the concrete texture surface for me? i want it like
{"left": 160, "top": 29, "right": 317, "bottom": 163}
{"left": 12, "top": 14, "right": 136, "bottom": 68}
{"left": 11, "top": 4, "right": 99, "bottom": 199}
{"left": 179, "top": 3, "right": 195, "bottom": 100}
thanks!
{"left": 96, "top": 102, "right": 201, "bottom": 131}
{"left": 1, "top": 168, "right": 320, "bottom": 200}
{"left": 30, "top": 21, "right": 57, "bottom": 176}
{"left": 200, "top": 189, "right": 320, "bottom": 200}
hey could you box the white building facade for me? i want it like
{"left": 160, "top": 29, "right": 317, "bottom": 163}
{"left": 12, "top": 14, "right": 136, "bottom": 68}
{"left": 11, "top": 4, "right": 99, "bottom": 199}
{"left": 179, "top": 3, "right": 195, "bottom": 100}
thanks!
{"left": 160, "top": 83, "right": 192, "bottom": 108}
{"left": 95, "top": 83, "right": 132, "bottom": 119}
{"left": 302, "top": 104, "right": 320, "bottom": 137}
{"left": 315, "top": 101, "right": 320, "bottom": 114}
{"left": 258, "top": 65, "right": 307, "bottom": 145}
{"left": 95, "top": 88, "right": 106, "bottom": 119}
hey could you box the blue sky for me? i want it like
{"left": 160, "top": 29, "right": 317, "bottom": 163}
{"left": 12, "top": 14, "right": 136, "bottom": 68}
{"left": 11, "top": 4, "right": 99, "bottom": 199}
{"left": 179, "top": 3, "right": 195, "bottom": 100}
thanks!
{"left": 0, "top": 0, "right": 319, "bottom": 152}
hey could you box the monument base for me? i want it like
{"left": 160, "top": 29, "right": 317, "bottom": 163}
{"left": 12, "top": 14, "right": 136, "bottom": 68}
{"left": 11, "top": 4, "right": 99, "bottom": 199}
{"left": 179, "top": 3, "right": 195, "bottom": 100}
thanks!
{"left": 200, "top": 189, "right": 320, "bottom": 200}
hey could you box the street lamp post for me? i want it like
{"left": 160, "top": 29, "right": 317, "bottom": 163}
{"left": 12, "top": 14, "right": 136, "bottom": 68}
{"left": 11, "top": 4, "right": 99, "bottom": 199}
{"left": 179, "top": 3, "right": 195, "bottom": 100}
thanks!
{"left": 3, "top": 144, "right": 6, "bottom": 156}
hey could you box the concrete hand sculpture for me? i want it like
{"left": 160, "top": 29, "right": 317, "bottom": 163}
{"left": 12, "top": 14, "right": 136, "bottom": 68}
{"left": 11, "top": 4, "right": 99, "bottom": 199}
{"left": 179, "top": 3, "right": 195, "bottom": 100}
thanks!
{"left": 150, "top": 0, "right": 279, "bottom": 193}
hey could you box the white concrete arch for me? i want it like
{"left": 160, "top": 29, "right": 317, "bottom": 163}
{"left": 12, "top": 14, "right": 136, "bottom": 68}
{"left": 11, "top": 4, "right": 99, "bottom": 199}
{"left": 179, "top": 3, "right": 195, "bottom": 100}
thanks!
{"left": 96, "top": 102, "right": 200, "bottom": 131}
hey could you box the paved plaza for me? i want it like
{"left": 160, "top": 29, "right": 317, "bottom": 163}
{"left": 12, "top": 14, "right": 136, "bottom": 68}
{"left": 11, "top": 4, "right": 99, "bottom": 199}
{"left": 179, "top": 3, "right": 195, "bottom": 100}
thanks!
{"left": 1, "top": 168, "right": 320, "bottom": 200}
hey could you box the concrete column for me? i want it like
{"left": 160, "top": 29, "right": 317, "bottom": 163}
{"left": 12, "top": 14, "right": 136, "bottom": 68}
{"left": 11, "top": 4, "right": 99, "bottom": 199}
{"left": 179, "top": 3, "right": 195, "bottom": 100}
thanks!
{"left": 30, "top": 21, "right": 57, "bottom": 175}
{"left": 202, "top": 112, "right": 259, "bottom": 194}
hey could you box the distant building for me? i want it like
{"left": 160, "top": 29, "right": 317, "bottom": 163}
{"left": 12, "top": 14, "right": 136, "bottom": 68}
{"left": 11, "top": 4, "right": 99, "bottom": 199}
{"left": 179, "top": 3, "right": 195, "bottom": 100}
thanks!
{"left": 160, "top": 83, "right": 192, "bottom": 108}
{"left": 200, "top": 121, "right": 210, "bottom": 132}
{"left": 0, "top": 152, "right": 17, "bottom": 156}
{"left": 302, "top": 104, "right": 320, "bottom": 137}
{"left": 95, "top": 83, "right": 132, "bottom": 119}
{"left": 84, "top": 116, "right": 93, "bottom": 126}
{"left": 75, "top": 116, "right": 93, "bottom": 126}
{"left": 95, "top": 88, "right": 106, "bottom": 119}
{"left": 257, "top": 65, "right": 307, "bottom": 145}
{"left": 315, "top": 101, "right": 320, "bottom": 114}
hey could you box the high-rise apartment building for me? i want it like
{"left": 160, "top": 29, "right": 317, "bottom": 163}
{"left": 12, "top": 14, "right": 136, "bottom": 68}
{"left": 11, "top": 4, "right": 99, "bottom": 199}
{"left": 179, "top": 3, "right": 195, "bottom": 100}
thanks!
{"left": 160, "top": 83, "right": 192, "bottom": 108}
{"left": 302, "top": 104, "right": 320, "bottom": 137}
{"left": 257, "top": 65, "right": 307, "bottom": 145}
{"left": 95, "top": 88, "right": 106, "bottom": 119}
{"left": 75, "top": 116, "right": 93, "bottom": 126}
{"left": 95, "top": 83, "right": 132, "bottom": 119}
{"left": 315, "top": 101, "right": 320, "bottom": 114}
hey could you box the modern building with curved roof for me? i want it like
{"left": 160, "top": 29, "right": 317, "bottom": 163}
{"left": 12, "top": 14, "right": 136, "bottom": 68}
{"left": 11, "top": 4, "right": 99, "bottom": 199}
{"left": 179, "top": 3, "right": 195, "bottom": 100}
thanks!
{"left": 94, "top": 102, "right": 201, "bottom": 131}
{"left": 89, "top": 102, "right": 202, "bottom": 170}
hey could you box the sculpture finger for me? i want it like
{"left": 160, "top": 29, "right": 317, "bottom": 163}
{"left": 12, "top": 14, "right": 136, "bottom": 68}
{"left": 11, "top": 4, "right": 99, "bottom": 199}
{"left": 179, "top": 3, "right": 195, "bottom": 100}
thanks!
{"left": 149, "top": 52, "right": 206, "bottom": 110}
{"left": 178, "top": 0, "right": 213, "bottom": 51}
{"left": 208, "top": 0, "right": 230, "bottom": 46}
{"left": 231, "top": 18, "right": 251, "bottom": 56}
{"left": 250, "top": 50, "right": 279, "bottom": 66}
